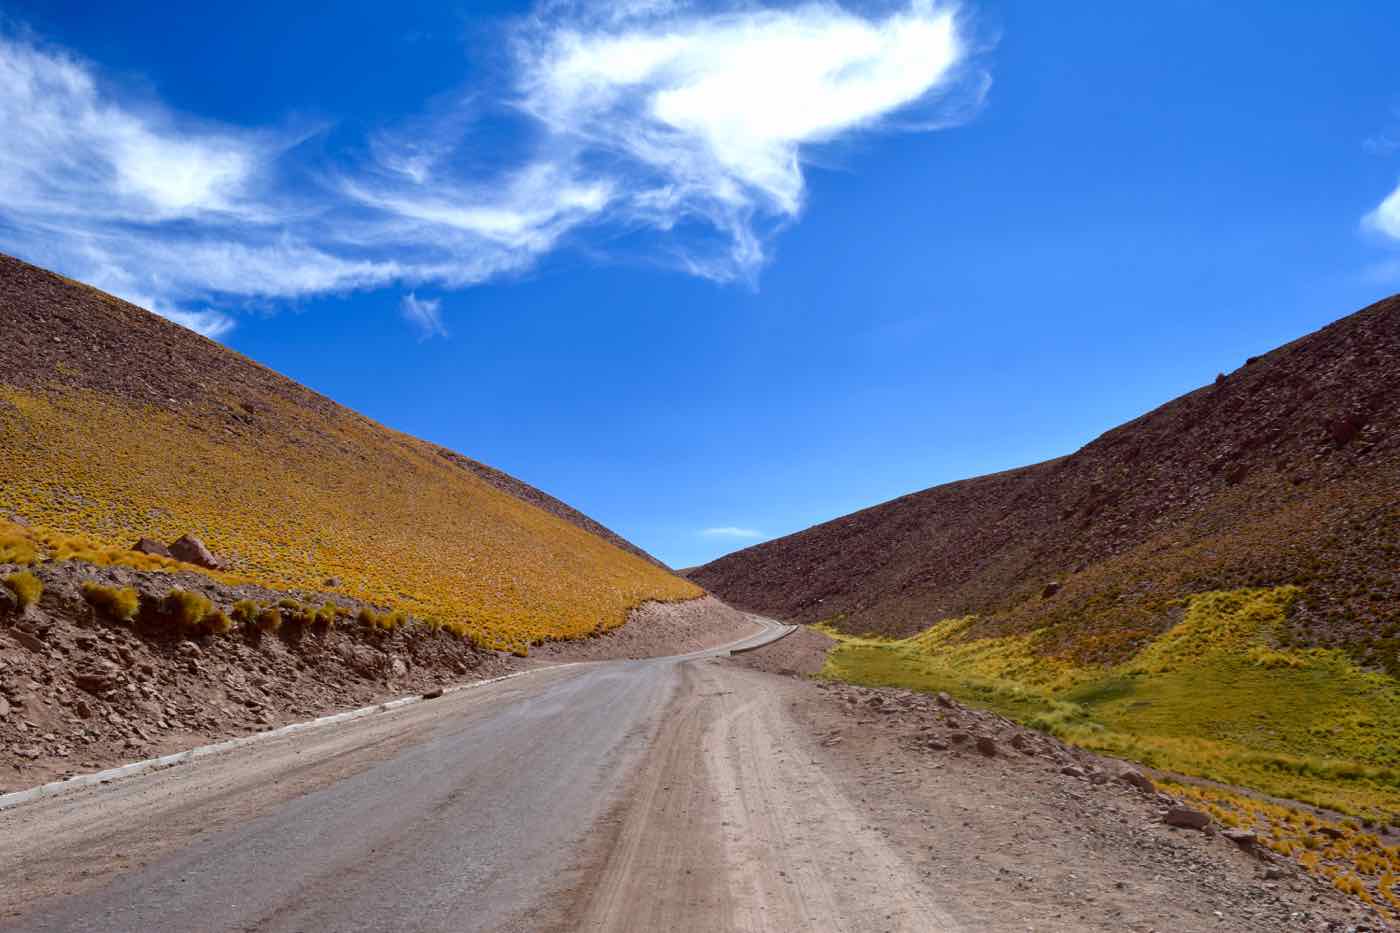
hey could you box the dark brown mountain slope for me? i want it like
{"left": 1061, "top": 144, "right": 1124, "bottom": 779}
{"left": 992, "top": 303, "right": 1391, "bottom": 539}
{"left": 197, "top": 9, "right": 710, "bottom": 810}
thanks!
{"left": 693, "top": 294, "right": 1400, "bottom": 667}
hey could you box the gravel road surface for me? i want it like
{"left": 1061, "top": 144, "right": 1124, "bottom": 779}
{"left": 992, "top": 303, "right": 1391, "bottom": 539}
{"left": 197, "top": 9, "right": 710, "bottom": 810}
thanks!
{"left": 1, "top": 617, "right": 947, "bottom": 932}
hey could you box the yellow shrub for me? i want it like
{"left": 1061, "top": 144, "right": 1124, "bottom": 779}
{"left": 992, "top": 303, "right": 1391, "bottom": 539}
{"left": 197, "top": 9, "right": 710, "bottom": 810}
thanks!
{"left": 230, "top": 599, "right": 260, "bottom": 626}
{"left": 80, "top": 582, "right": 140, "bottom": 621}
{"left": 254, "top": 606, "right": 282, "bottom": 633}
{"left": 3, "top": 570, "right": 42, "bottom": 608}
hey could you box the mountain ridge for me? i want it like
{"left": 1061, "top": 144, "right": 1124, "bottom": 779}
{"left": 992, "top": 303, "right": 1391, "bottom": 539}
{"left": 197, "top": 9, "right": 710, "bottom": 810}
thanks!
{"left": 693, "top": 292, "right": 1400, "bottom": 668}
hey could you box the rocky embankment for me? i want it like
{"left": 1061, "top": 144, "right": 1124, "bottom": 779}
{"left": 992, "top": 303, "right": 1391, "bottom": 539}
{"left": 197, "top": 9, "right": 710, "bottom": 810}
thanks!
{"left": 0, "top": 560, "right": 514, "bottom": 791}
{"left": 800, "top": 678, "right": 1391, "bottom": 931}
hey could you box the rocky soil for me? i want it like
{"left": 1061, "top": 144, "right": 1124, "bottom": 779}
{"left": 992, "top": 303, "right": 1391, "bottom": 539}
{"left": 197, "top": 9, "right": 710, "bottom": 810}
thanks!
{"left": 786, "top": 675, "right": 1390, "bottom": 931}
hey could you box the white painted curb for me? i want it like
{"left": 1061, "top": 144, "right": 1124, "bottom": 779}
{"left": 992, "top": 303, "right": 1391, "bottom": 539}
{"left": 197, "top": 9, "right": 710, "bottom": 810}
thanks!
{"left": 0, "top": 666, "right": 555, "bottom": 814}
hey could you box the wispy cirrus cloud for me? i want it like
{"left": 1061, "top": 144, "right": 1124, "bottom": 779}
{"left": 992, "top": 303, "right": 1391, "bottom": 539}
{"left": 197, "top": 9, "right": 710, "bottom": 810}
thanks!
{"left": 0, "top": 2, "right": 985, "bottom": 337}
{"left": 701, "top": 526, "right": 764, "bottom": 539}
{"left": 400, "top": 292, "right": 447, "bottom": 338}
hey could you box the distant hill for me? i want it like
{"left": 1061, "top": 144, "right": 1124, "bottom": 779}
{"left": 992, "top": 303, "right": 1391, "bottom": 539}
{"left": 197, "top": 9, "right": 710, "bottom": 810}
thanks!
{"left": 693, "top": 294, "right": 1400, "bottom": 669}
{"left": 0, "top": 253, "right": 698, "bottom": 649}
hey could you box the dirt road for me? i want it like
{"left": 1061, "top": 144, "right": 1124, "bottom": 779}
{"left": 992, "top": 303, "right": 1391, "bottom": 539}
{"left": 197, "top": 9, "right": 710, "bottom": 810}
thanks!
{"left": 0, "top": 617, "right": 1373, "bottom": 932}
{"left": 0, "top": 618, "right": 952, "bottom": 932}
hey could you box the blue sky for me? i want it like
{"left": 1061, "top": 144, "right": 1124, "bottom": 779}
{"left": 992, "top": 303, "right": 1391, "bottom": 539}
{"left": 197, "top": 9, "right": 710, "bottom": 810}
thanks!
{"left": 2, "top": 1, "right": 1399, "bottom": 569}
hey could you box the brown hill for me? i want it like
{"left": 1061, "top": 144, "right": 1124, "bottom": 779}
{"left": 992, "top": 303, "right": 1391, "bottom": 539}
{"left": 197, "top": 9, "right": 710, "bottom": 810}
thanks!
{"left": 0, "top": 253, "right": 699, "bottom": 649}
{"left": 693, "top": 294, "right": 1400, "bottom": 668}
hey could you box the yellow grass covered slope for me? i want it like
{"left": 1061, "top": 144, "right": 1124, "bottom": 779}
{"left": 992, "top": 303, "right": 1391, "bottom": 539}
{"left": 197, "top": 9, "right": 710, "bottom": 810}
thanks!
{"left": 0, "top": 254, "right": 699, "bottom": 650}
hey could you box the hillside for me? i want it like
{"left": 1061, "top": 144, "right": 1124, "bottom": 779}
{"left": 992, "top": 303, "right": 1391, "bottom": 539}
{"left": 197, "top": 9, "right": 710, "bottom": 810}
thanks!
{"left": 694, "top": 294, "right": 1400, "bottom": 664}
{"left": 0, "top": 253, "right": 700, "bottom": 650}
{"left": 693, "top": 294, "right": 1400, "bottom": 820}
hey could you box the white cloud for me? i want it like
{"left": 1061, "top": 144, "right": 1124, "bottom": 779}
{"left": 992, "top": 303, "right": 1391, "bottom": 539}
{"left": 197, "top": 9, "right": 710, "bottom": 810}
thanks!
{"left": 701, "top": 526, "right": 764, "bottom": 539}
{"left": 1364, "top": 181, "right": 1400, "bottom": 240}
{"left": 0, "top": 4, "right": 984, "bottom": 336}
{"left": 516, "top": 0, "right": 976, "bottom": 278}
{"left": 400, "top": 292, "right": 447, "bottom": 337}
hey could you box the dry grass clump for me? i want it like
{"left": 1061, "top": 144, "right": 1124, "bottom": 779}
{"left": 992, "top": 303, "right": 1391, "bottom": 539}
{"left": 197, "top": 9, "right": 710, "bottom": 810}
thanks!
{"left": 3, "top": 570, "right": 43, "bottom": 608}
{"left": 159, "top": 589, "right": 231, "bottom": 636}
{"left": 80, "top": 581, "right": 139, "bottom": 621}
{"left": 0, "top": 522, "right": 38, "bottom": 564}
{"left": 230, "top": 599, "right": 260, "bottom": 627}
{"left": 254, "top": 606, "right": 282, "bottom": 634}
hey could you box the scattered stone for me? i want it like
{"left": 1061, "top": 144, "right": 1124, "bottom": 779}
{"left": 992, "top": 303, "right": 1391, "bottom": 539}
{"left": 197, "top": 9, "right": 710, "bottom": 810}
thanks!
{"left": 1041, "top": 581, "right": 1062, "bottom": 599}
{"left": 422, "top": 687, "right": 444, "bottom": 700}
{"left": 1224, "top": 829, "right": 1258, "bottom": 847}
{"left": 975, "top": 736, "right": 998, "bottom": 757}
{"left": 1318, "top": 826, "right": 1345, "bottom": 840}
{"left": 1164, "top": 807, "right": 1213, "bottom": 831}
{"left": 1117, "top": 769, "right": 1155, "bottom": 794}
{"left": 325, "top": 577, "right": 341, "bottom": 588}
{"left": 132, "top": 538, "right": 173, "bottom": 558}
{"left": 1263, "top": 867, "right": 1286, "bottom": 881}
{"left": 14, "top": 746, "right": 42, "bottom": 760}
{"left": 1060, "top": 765, "right": 1087, "bottom": 778}
{"left": 10, "top": 630, "right": 45, "bottom": 653}
{"left": 935, "top": 692, "right": 954, "bottom": 708}
{"left": 949, "top": 732, "right": 970, "bottom": 744}
{"left": 0, "top": 696, "right": 10, "bottom": 718}
{"left": 167, "top": 535, "right": 223, "bottom": 570}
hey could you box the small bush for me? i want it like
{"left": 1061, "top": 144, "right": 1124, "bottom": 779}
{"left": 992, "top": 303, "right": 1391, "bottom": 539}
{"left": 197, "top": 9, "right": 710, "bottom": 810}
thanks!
{"left": 200, "top": 609, "right": 233, "bottom": 636}
{"left": 313, "top": 604, "right": 338, "bottom": 630}
{"left": 161, "top": 589, "right": 232, "bottom": 636}
{"left": 231, "top": 599, "right": 260, "bottom": 626}
{"left": 255, "top": 606, "right": 282, "bottom": 633}
{"left": 3, "top": 571, "right": 43, "bottom": 608}
{"left": 81, "top": 582, "right": 140, "bottom": 621}
{"left": 277, "top": 598, "right": 303, "bottom": 611}
{"left": 164, "top": 589, "right": 213, "bottom": 629}
{"left": 0, "top": 526, "right": 38, "bottom": 565}
{"left": 357, "top": 607, "right": 384, "bottom": 628}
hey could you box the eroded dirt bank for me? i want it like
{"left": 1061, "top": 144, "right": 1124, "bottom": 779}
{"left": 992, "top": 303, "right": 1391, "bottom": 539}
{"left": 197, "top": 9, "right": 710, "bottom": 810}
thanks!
{"left": 0, "top": 562, "right": 749, "bottom": 791}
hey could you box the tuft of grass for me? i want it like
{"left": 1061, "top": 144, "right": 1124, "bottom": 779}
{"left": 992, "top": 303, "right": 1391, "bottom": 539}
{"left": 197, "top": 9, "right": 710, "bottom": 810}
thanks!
{"left": 160, "top": 589, "right": 230, "bottom": 636}
{"left": 0, "top": 520, "right": 38, "bottom": 565}
{"left": 254, "top": 606, "right": 282, "bottom": 633}
{"left": 80, "top": 581, "right": 139, "bottom": 621}
{"left": 230, "top": 599, "right": 260, "bottom": 626}
{"left": 3, "top": 570, "right": 43, "bottom": 608}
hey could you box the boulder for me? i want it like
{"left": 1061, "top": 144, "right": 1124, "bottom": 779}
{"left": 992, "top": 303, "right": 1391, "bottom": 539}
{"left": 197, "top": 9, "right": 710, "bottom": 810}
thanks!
{"left": 132, "top": 538, "right": 173, "bottom": 558}
{"left": 1223, "top": 829, "right": 1257, "bottom": 848}
{"left": 168, "top": 535, "right": 223, "bottom": 570}
{"left": 1163, "top": 806, "right": 1212, "bottom": 831}
{"left": 1117, "top": 769, "right": 1155, "bottom": 794}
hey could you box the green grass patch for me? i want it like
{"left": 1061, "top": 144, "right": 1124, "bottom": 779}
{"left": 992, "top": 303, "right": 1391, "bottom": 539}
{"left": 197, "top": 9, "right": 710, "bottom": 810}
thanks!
{"left": 821, "top": 586, "right": 1400, "bottom": 820}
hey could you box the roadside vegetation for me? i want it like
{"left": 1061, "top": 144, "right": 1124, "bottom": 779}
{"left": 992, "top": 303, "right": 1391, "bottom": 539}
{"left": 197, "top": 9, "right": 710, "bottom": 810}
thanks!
{"left": 820, "top": 585, "right": 1400, "bottom": 821}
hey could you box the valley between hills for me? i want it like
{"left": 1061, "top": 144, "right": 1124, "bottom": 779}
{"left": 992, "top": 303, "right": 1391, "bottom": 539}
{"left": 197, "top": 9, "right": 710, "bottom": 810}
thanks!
{"left": 1, "top": 252, "right": 1397, "bottom": 930}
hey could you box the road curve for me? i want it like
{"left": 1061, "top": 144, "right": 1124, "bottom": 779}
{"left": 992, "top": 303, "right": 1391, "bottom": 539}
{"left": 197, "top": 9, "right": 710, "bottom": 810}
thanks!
{"left": 0, "top": 616, "right": 952, "bottom": 932}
